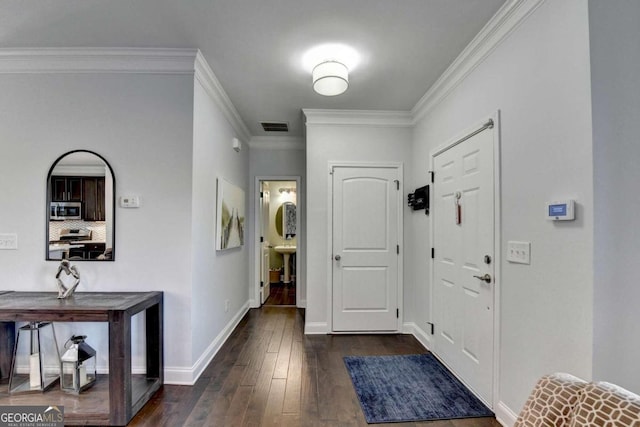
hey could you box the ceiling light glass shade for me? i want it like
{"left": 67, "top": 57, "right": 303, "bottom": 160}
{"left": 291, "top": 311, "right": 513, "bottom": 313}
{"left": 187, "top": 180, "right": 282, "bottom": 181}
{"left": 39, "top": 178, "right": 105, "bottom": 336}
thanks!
{"left": 312, "top": 61, "right": 349, "bottom": 96}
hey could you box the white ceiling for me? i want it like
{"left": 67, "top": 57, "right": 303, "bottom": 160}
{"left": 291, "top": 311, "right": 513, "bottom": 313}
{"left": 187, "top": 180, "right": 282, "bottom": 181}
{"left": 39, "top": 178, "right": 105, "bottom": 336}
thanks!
{"left": 0, "top": 0, "right": 506, "bottom": 138}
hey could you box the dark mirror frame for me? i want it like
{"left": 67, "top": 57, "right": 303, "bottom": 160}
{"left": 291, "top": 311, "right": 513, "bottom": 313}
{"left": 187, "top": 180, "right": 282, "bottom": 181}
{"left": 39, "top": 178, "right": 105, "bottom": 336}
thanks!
{"left": 46, "top": 149, "right": 116, "bottom": 261}
{"left": 275, "top": 201, "right": 296, "bottom": 238}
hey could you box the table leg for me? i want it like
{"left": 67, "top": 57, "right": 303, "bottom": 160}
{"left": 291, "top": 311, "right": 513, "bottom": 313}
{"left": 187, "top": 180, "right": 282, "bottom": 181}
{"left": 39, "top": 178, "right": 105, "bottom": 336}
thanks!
{"left": 145, "top": 298, "right": 163, "bottom": 382}
{"left": 0, "top": 322, "right": 15, "bottom": 379}
{"left": 109, "top": 310, "right": 132, "bottom": 426}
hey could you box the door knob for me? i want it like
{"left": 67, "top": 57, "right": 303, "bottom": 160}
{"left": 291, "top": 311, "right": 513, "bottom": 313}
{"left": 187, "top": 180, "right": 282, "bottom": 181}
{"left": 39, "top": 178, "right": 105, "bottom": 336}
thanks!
{"left": 473, "top": 273, "right": 492, "bottom": 284}
{"left": 334, "top": 254, "right": 341, "bottom": 261}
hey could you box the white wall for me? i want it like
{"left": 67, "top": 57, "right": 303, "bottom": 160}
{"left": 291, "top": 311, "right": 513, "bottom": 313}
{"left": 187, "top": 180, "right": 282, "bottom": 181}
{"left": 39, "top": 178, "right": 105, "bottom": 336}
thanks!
{"left": 190, "top": 78, "right": 250, "bottom": 371}
{"left": 590, "top": 0, "right": 640, "bottom": 394}
{"left": 0, "top": 51, "right": 254, "bottom": 384}
{"left": 410, "top": 0, "right": 594, "bottom": 418}
{"left": 304, "top": 120, "right": 413, "bottom": 332}
{"left": 0, "top": 71, "right": 196, "bottom": 373}
{"left": 248, "top": 141, "right": 306, "bottom": 305}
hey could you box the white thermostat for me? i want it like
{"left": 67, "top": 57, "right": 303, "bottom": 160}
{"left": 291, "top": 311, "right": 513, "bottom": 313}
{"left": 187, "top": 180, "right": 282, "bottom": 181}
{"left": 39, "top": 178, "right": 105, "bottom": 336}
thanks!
{"left": 546, "top": 200, "right": 575, "bottom": 221}
{"left": 119, "top": 196, "right": 140, "bottom": 208}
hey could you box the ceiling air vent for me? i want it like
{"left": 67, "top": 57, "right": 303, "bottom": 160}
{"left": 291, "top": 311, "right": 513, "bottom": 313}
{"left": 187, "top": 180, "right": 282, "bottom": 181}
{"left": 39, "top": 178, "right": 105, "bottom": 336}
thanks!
{"left": 261, "top": 121, "right": 289, "bottom": 132}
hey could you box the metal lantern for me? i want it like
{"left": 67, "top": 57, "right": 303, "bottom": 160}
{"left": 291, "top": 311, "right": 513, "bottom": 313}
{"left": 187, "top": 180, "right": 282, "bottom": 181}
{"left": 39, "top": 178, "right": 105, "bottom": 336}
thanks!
{"left": 9, "top": 322, "right": 60, "bottom": 394}
{"left": 60, "top": 335, "right": 96, "bottom": 393}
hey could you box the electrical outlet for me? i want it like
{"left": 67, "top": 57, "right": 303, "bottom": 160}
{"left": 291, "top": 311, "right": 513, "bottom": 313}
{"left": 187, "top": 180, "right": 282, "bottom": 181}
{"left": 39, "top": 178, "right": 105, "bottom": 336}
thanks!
{"left": 0, "top": 234, "right": 18, "bottom": 250}
{"left": 224, "top": 299, "right": 230, "bottom": 313}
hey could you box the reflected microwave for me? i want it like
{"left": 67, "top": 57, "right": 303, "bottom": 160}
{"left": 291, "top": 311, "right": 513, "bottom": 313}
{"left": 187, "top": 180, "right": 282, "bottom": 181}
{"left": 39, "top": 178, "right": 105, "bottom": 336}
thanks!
{"left": 50, "top": 202, "right": 82, "bottom": 220}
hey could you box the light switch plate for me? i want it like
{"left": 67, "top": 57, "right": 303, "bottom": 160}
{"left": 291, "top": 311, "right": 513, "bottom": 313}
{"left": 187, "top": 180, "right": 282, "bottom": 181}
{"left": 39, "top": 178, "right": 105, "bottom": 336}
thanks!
{"left": 507, "top": 241, "right": 530, "bottom": 264}
{"left": 0, "top": 233, "right": 18, "bottom": 250}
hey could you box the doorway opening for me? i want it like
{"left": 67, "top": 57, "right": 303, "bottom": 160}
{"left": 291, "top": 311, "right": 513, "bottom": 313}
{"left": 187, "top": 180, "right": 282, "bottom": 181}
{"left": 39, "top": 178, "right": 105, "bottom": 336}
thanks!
{"left": 257, "top": 179, "right": 299, "bottom": 306}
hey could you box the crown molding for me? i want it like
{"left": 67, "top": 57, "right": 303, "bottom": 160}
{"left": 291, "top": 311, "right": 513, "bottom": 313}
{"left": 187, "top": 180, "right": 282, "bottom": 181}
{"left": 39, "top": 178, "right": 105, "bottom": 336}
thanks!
{"left": 0, "top": 47, "right": 252, "bottom": 142}
{"left": 248, "top": 136, "right": 304, "bottom": 150}
{"left": 0, "top": 47, "right": 199, "bottom": 74}
{"left": 303, "top": 109, "right": 413, "bottom": 128}
{"left": 411, "top": 0, "right": 546, "bottom": 122}
{"left": 194, "top": 51, "right": 251, "bottom": 142}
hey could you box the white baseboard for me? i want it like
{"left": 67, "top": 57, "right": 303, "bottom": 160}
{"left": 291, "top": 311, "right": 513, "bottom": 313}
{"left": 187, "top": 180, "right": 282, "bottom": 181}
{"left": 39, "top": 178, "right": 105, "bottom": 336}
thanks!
{"left": 304, "top": 321, "right": 328, "bottom": 334}
{"left": 494, "top": 400, "right": 518, "bottom": 427}
{"left": 164, "top": 301, "right": 251, "bottom": 385}
{"left": 404, "top": 322, "right": 433, "bottom": 351}
{"left": 162, "top": 366, "right": 194, "bottom": 385}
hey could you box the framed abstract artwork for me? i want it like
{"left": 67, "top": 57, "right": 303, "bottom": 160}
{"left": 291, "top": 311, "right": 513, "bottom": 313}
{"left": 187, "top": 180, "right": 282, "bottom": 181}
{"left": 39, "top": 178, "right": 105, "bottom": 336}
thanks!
{"left": 216, "top": 177, "right": 245, "bottom": 250}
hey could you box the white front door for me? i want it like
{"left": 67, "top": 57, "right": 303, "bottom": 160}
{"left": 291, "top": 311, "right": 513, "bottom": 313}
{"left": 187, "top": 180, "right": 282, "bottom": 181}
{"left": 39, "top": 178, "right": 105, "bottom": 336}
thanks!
{"left": 332, "top": 165, "right": 401, "bottom": 332}
{"left": 432, "top": 125, "right": 495, "bottom": 404}
{"left": 260, "top": 183, "right": 271, "bottom": 304}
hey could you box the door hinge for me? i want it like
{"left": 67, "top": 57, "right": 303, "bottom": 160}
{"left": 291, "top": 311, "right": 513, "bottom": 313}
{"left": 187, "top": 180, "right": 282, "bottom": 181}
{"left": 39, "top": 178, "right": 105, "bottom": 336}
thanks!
{"left": 394, "top": 179, "right": 399, "bottom": 190}
{"left": 396, "top": 309, "right": 399, "bottom": 318}
{"left": 329, "top": 167, "right": 334, "bottom": 175}
{"left": 427, "top": 322, "right": 434, "bottom": 335}
{"left": 431, "top": 248, "right": 435, "bottom": 259}
{"left": 429, "top": 171, "right": 434, "bottom": 183}
{"left": 396, "top": 245, "right": 400, "bottom": 255}
{"left": 260, "top": 236, "right": 264, "bottom": 243}
{"left": 260, "top": 281, "right": 264, "bottom": 288}
{"left": 260, "top": 191, "right": 264, "bottom": 198}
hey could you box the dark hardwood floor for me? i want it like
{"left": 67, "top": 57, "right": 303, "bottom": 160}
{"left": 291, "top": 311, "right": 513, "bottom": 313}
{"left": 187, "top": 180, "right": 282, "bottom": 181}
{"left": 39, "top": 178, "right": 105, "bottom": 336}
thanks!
{"left": 130, "top": 307, "right": 500, "bottom": 427}
{"left": 264, "top": 282, "right": 296, "bottom": 305}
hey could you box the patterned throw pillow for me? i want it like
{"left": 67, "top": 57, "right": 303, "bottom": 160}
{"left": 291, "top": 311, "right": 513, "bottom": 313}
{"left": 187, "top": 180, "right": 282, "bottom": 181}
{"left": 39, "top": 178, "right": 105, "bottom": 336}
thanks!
{"left": 569, "top": 381, "right": 640, "bottom": 427}
{"left": 515, "top": 373, "right": 587, "bottom": 427}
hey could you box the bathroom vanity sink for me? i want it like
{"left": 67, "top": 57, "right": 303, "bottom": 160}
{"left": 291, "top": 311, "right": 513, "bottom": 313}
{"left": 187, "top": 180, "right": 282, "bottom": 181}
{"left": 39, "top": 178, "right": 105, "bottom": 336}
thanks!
{"left": 274, "top": 246, "right": 296, "bottom": 284}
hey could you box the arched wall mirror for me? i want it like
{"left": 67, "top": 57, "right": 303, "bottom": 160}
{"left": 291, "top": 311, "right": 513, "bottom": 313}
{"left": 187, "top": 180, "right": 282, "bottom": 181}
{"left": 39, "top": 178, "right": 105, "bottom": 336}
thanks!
{"left": 46, "top": 150, "right": 116, "bottom": 261}
{"left": 275, "top": 201, "right": 296, "bottom": 239}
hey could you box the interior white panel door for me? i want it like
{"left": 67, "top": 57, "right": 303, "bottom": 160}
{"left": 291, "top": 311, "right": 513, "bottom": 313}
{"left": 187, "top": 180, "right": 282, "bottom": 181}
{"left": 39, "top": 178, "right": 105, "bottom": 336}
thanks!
{"left": 332, "top": 166, "right": 400, "bottom": 332}
{"left": 433, "top": 127, "right": 495, "bottom": 404}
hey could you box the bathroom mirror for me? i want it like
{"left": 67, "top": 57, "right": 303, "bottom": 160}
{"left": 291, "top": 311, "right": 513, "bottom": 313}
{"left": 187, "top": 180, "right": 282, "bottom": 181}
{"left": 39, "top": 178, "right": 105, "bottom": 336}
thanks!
{"left": 46, "top": 150, "right": 116, "bottom": 261}
{"left": 275, "top": 202, "right": 296, "bottom": 238}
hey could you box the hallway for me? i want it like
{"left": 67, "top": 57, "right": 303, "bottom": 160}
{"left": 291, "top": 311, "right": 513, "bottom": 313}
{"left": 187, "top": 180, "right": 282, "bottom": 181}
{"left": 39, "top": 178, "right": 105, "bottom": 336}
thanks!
{"left": 264, "top": 282, "right": 296, "bottom": 306}
{"left": 130, "top": 307, "right": 500, "bottom": 426}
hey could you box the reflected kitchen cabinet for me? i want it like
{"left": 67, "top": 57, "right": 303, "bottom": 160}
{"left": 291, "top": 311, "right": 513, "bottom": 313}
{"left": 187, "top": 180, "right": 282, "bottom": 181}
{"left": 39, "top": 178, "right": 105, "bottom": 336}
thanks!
{"left": 82, "top": 177, "right": 105, "bottom": 221}
{"left": 51, "top": 176, "right": 83, "bottom": 202}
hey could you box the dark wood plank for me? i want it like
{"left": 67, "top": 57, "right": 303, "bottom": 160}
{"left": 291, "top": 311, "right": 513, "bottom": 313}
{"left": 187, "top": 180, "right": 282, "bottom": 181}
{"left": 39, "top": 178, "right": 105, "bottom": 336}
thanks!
{"left": 241, "top": 351, "right": 278, "bottom": 426}
{"left": 282, "top": 338, "right": 303, "bottom": 414}
{"left": 273, "top": 312, "right": 295, "bottom": 378}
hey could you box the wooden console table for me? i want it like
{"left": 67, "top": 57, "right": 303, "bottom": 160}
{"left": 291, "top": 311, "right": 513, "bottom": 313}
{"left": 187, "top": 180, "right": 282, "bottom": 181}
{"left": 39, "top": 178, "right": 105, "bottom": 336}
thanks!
{"left": 0, "top": 291, "right": 163, "bottom": 426}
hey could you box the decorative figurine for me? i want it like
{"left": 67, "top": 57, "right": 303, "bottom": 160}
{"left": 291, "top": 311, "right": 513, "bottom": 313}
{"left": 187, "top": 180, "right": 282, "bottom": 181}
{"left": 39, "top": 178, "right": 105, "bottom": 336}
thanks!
{"left": 55, "top": 260, "right": 80, "bottom": 299}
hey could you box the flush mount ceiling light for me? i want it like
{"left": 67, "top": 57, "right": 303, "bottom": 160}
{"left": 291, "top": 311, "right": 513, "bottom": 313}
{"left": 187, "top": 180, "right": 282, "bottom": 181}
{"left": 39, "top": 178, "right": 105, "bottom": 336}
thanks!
{"left": 302, "top": 43, "right": 360, "bottom": 97}
{"left": 312, "top": 60, "right": 349, "bottom": 96}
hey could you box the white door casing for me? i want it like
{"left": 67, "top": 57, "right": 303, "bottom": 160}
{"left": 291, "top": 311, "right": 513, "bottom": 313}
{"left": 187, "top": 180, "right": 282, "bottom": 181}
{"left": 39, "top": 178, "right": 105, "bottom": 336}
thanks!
{"left": 260, "top": 183, "right": 270, "bottom": 304}
{"left": 331, "top": 164, "right": 402, "bottom": 332}
{"left": 432, "top": 118, "right": 497, "bottom": 405}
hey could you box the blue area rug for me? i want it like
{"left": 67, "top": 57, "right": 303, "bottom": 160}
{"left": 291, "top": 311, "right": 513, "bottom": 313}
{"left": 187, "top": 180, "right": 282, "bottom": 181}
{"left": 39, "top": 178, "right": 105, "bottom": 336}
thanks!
{"left": 344, "top": 353, "right": 494, "bottom": 424}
